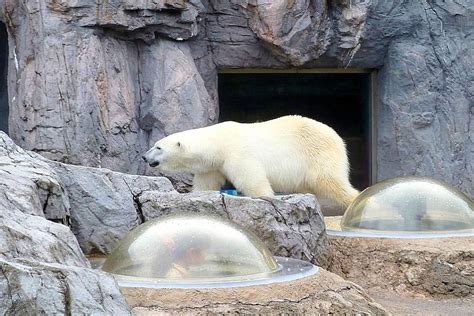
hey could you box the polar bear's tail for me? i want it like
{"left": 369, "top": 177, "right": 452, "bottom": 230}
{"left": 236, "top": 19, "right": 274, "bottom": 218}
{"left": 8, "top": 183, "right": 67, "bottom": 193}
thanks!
{"left": 314, "top": 177, "right": 360, "bottom": 210}
{"left": 340, "top": 186, "right": 360, "bottom": 209}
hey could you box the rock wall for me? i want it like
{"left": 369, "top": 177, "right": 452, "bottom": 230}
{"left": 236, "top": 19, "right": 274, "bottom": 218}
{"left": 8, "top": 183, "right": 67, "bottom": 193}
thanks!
{"left": 0, "top": 132, "right": 131, "bottom": 314}
{"left": 0, "top": 22, "right": 7, "bottom": 134}
{"left": 328, "top": 235, "right": 474, "bottom": 298}
{"left": 0, "top": 0, "right": 472, "bottom": 196}
{"left": 1, "top": 0, "right": 215, "bottom": 176}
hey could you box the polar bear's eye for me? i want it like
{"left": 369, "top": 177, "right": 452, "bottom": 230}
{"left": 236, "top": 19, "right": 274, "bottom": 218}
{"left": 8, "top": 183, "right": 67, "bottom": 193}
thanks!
{"left": 155, "top": 146, "right": 161, "bottom": 150}
{"left": 177, "top": 142, "right": 181, "bottom": 147}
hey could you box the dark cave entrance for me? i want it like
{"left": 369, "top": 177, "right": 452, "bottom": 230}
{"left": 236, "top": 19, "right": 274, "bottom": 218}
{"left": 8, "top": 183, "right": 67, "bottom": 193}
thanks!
{"left": 0, "top": 22, "right": 8, "bottom": 134}
{"left": 218, "top": 70, "right": 374, "bottom": 191}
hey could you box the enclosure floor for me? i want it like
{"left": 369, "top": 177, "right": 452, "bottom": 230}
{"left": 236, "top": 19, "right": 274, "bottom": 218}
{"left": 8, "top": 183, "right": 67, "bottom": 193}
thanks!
{"left": 370, "top": 291, "right": 474, "bottom": 316}
{"left": 319, "top": 198, "right": 345, "bottom": 216}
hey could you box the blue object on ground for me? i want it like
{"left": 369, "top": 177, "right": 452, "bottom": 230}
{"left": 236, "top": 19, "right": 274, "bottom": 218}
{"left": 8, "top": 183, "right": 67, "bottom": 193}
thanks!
{"left": 220, "top": 189, "right": 239, "bottom": 196}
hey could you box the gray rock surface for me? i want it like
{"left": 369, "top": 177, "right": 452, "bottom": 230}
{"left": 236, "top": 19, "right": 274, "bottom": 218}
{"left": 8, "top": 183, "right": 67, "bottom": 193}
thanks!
{"left": 140, "top": 191, "right": 330, "bottom": 267}
{"left": 49, "top": 161, "right": 175, "bottom": 255}
{"left": 52, "top": 0, "right": 202, "bottom": 42}
{"left": 42, "top": 161, "right": 330, "bottom": 266}
{"left": 0, "top": 132, "right": 131, "bottom": 314}
{"left": 0, "top": 1, "right": 472, "bottom": 197}
{"left": 0, "top": 132, "right": 70, "bottom": 223}
{"left": 1, "top": 0, "right": 214, "bottom": 177}
{"left": 0, "top": 259, "right": 130, "bottom": 315}
{"left": 0, "top": 206, "right": 131, "bottom": 314}
{"left": 328, "top": 234, "right": 474, "bottom": 298}
{"left": 0, "top": 208, "right": 86, "bottom": 267}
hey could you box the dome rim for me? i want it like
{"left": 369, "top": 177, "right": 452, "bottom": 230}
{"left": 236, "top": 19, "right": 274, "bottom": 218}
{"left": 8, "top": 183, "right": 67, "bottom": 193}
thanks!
{"left": 93, "top": 256, "right": 319, "bottom": 289}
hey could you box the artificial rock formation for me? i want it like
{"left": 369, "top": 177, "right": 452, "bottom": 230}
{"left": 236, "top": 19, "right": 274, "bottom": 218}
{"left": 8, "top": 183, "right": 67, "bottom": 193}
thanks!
{"left": 0, "top": 131, "right": 70, "bottom": 223}
{"left": 0, "top": 258, "right": 131, "bottom": 315}
{"left": 1, "top": 0, "right": 215, "bottom": 176}
{"left": 0, "top": 132, "right": 131, "bottom": 314}
{"left": 122, "top": 268, "right": 388, "bottom": 315}
{"left": 328, "top": 235, "right": 474, "bottom": 298}
{"left": 0, "top": 0, "right": 472, "bottom": 196}
{"left": 49, "top": 161, "right": 176, "bottom": 255}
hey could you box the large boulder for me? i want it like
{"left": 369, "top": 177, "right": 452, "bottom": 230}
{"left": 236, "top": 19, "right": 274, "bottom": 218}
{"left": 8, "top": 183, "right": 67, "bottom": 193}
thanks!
{"left": 0, "top": 206, "right": 131, "bottom": 314}
{"left": 0, "top": 131, "right": 70, "bottom": 223}
{"left": 49, "top": 161, "right": 175, "bottom": 255}
{"left": 59, "top": 182, "right": 330, "bottom": 266}
{"left": 0, "top": 259, "right": 130, "bottom": 315}
{"left": 0, "top": 132, "right": 131, "bottom": 314}
{"left": 0, "top": 208, "right": 86, "bottom": 267}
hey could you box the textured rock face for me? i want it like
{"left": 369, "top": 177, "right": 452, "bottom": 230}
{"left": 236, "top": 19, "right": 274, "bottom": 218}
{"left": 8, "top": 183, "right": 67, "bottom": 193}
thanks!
{"left": 122, "top": 268, "right": 388, "bottom": 315}
{"left": 1, "top": 1, "right": 472, "bottom": 196}
{"left": 0, "top": 208, "right": 86, "bottom": 267}
{"left": 328, "top": 235, "right": 474, "bottom": 298}
{"left": 0, "top": 132, "right": 70, "bottom": 222}
{"left": 50, "top": 0, "right": 201, "bottom": 42}
{"left": 1, "top": 0, "right": 215, "bottom": 177}
{"left": 0, "top": 133, "right": 131, "bottom": 314}
{"left": 0, "top": 208, "right": 131, "bottom": 314}
{"left": 49, "top": 161, "right": 175, "bottom": 254}
{"left": 245, "top": 0, "right": 332, "bottom": 66}
{"left": 0, "top": 259, "right": 131, "bottom": 315}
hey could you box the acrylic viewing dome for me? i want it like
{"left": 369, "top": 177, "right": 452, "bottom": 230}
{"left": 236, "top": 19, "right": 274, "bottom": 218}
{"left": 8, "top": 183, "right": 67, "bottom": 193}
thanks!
{"left": 341, "top": 176, "right": 474, "bottom": 235}
{"left": 100, "top": 214, "right": 317, "bottom": 288}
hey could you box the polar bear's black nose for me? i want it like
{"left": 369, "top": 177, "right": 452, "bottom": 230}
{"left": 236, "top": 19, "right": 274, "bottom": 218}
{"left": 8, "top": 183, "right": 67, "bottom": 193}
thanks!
{"left": 142, "top": 155, "right": 147, "bottom": 162}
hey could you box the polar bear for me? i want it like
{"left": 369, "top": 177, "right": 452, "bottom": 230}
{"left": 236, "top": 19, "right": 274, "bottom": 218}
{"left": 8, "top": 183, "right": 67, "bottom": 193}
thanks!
{"left": 143, "top": 115, "right": 359, "bottom": 207}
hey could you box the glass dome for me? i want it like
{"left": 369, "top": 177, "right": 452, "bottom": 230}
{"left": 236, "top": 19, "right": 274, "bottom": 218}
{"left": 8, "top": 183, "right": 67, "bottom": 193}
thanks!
{"left": 103, "top": 214, "right": 279, "bottom": 279}
{"left": 100, "top": 214, "right": 318, "bottom": 288}
{"left": 341, "top": 176, "right": 474, "bottom": 235}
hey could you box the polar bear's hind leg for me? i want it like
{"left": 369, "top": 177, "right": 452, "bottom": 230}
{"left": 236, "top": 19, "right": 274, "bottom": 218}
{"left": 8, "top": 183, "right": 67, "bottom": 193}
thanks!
{"left": 193, "top": 171, "right": 227, "bottom": 191}
{"left": 222, "top": 159, "right": 274, "bottom": 197}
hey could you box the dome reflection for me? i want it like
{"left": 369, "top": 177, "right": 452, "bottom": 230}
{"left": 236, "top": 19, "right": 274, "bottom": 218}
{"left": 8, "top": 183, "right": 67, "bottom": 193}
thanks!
{"left": 102, "top": 214, "right": 278, "bottom": 279}
{"left": 341, "top": 177, "right": 474, "bottom": 234}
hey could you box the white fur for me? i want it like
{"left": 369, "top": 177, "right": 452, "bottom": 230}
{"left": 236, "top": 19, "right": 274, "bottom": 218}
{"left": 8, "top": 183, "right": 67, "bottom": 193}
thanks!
{"left": 143, "top": 115, "right": 359, "bottom": 207}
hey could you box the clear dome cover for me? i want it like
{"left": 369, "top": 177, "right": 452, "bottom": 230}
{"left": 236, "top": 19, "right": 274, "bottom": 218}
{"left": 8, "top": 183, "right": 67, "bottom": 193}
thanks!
{"left": 341, "top": 177, "right": 474, "bottom": 234}
{"left": 102, "top": 214, "right": 279, "bottom": 280}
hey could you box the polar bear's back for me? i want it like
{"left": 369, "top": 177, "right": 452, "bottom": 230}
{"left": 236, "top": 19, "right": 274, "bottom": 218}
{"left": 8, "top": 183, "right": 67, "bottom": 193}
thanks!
{"left": 220, "top": 115, "right": 349, "bottom": 193}
{"left": 244, "top": 115, "right": 346, "bottom": 161}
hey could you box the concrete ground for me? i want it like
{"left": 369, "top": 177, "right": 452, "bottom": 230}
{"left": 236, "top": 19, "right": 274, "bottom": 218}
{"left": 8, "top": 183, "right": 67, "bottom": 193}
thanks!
{"left": 371, "top": 291, "right": 474, "bottom": 316}
{"left": 319, "top": 197, "right": 346, "bottom": 216}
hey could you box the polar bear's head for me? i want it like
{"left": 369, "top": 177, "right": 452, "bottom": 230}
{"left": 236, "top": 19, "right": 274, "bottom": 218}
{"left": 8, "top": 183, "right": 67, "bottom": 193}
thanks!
{"left": 142, "top": 133, "right": 186, "bottom": 173}
{"left": 142, "top": 130, "right": 215, "bottom": 174}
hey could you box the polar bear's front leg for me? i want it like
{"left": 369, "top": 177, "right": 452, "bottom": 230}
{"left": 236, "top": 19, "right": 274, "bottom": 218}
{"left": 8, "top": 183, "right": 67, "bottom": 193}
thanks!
{"left": 222, "top": 160, "right": 274, "bottom": 198}
{"left": 193, "top": 171, "right": 227, "bottom": 191}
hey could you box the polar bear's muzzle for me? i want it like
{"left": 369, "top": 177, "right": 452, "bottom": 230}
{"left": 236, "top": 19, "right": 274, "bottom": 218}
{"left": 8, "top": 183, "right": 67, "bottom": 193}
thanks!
{"left": 142, "top": 150, "right": 160, "bottom": 168}
{"left": 149, "top": 161, "right": 160, "bottom": 167}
